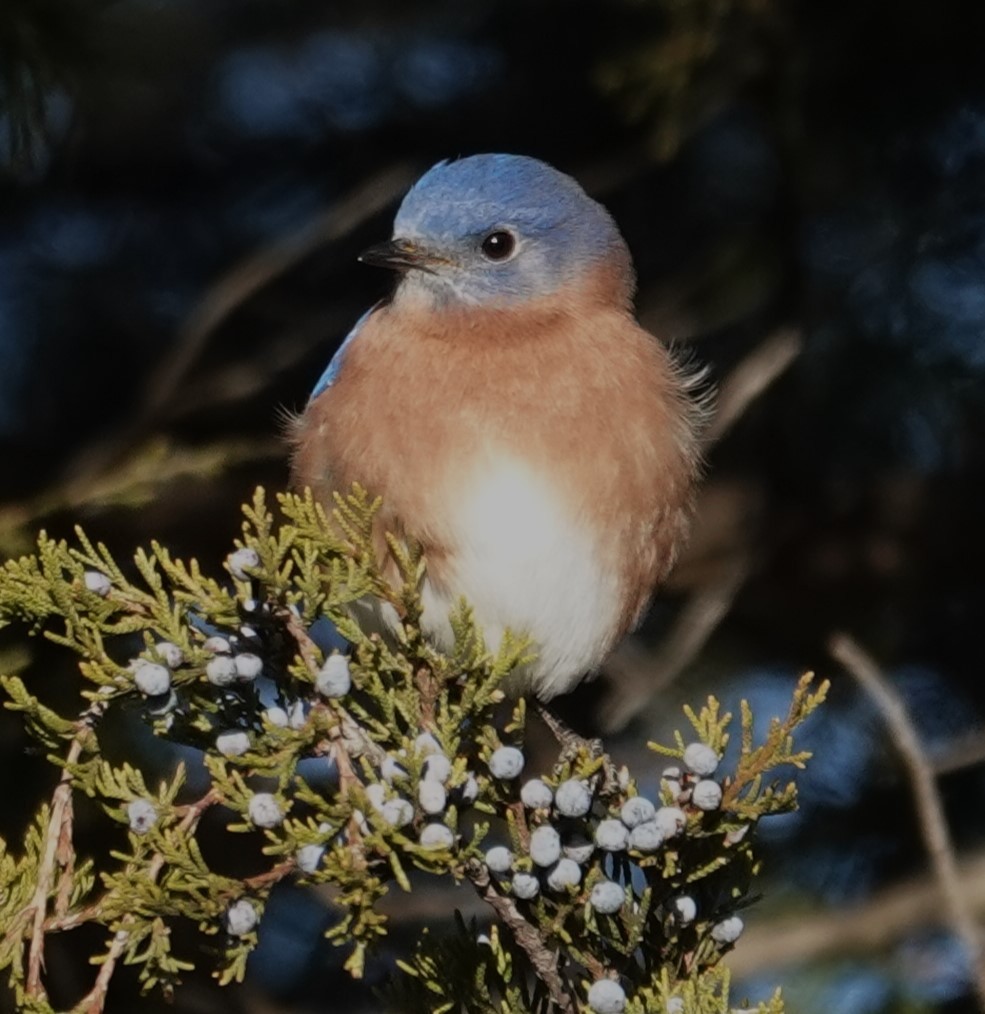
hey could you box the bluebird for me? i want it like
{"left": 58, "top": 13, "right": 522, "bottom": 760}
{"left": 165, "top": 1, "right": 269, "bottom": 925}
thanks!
{"left": 291, "top": 154, "right": 703, "bottom": 700}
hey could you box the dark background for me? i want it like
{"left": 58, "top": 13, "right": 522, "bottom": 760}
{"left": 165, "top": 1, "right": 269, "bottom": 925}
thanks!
{"left": 2, "top": 1, "right": 985, "bottom": 1011}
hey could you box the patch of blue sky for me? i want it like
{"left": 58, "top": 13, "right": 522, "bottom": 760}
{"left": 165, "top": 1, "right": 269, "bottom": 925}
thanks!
{"left": 247, "top": 886, "right": 334, "bottom": 993}
{"left": 297, "top": 31, "right": 388, "bottom": 131}
{"left": 222, "top": 175, "right": 327, "bottom": 243}
{"left": 927, "top": 102, "right": 985, "bottom": 177}
{"left": 896, "top": 931, "right": 972, "bottom": 1004}
{"left": 687, "top": 107, "right": 779, "bottom": 215}
{"left": 721, "top": 668, "right": 878, "bottom": 820}
{"left": 214, "top": 31, "right": 501, "bottom": 141}
{"left": 908, "top": 253, "right": 985, "bottom": 368}
{"left": 394, "top": 37, "right": 502, "bottom": 109}
{"left": 30, "top": 202, "right": 125, "bottom": 269}
{"left": 215, "top": 47, "right": 314, "bottom": 139}
{"left": 745, "top": 965, "right": 891, "bottom": 1014}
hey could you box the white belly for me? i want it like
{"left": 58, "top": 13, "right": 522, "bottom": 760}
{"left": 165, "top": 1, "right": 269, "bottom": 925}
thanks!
{"left": 419, "top": 456, "right": 623, "bottom": 700}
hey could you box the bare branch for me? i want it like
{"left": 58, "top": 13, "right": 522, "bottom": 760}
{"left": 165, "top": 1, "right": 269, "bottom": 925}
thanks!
{"left": 25, "top": 735, "right": 86, "bottom": 1000}
{"left": 829, "top": 632, "right": 985, "bottom": 1011}
{"left": 281, "top": 606, "right": 387, "bottom": 771}
{"left": 145, "top": 162, "right": 417, "bottom": 424}
{"left": 72, "top": 788, "right": 220, "bottom": 1014}
{"left": 466, "top": 859, "right": 576, "bottom": 1014}
{"left": 731, "top": 848, "right": 985, "bottom": 977}
{"left": 601, "top": 554, "right": 749, "bottom": 733}
{"left": 62, "top": 163, "right": 418, "bottom": 490}
{"left": 931, "top": 729, "right": 985, "bottom": 777}
{"left": 598, "top": 328, "right": 800, "bottom": 731}
{"left": 704, "top": 327, "right": 802, "bottom": 446}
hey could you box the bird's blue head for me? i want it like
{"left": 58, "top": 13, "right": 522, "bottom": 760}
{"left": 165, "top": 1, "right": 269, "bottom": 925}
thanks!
{"left": 360, "top": 154, "right": 633, "bottom": 308}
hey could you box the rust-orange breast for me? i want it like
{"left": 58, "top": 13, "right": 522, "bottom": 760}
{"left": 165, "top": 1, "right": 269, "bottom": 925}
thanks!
{"left": 290, "top": 270, "right": 701, "bottom": 696}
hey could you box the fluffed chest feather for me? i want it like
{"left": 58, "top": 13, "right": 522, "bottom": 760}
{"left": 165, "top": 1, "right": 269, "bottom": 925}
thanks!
{"left": 417, "top": 451, "right": 625, "bottom": 699}
{"left": 291, "top": 299, "right": 700, "bottom": 698}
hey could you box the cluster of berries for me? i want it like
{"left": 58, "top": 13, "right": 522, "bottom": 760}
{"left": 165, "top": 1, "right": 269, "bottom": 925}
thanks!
{"left": 94, "top": 553, "right": 746, "bottom": 1009}
{"left": 105, "top": 544, "right": 356, "bottom": 746}
{"left": 482, "top": 740, "right": 743, "bottom": 1014}
{"left": 291, "top": 731, "right": 483, "bottom": 872}
{"left": 482, "top": 743, "right": 727, "bottom": 906}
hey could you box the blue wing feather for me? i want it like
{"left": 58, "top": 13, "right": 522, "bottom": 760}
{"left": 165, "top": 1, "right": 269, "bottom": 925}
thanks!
{"left": 309, "top": 301, "right": 382, "bottom": 401}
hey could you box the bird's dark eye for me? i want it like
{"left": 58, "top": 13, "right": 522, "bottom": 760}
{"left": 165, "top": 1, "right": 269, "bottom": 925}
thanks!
{"left": 480, "top": 230, "right": 516, "bottom": 261}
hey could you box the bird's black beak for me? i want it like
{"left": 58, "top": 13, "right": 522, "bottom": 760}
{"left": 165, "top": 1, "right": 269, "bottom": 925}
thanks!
{"left": 358, "top": 238, "right": 440, "bottom": 274}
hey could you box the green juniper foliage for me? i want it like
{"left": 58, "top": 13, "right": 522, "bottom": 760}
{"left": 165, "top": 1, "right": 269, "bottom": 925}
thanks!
{"left": 0, "top": 486, "right": 827, "bottom": 1013}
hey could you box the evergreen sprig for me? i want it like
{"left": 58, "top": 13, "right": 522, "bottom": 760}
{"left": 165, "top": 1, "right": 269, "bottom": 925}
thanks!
{"left": 0, "top": 486, "right": 826, "bottom": 1013}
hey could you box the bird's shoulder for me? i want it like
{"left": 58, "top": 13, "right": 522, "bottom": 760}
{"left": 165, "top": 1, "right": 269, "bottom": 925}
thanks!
{"left": 309, "top": 300, "right": 387, "bottom": 401}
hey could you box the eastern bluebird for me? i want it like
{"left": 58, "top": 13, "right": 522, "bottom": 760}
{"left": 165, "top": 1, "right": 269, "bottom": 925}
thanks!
{"left": 291, "top": 154, "right": 703, "bottom": 700}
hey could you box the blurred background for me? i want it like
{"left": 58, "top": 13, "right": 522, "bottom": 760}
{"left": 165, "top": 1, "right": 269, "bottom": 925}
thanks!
{"left": 1, "top": 0, "right": 984, "bottom": 1011}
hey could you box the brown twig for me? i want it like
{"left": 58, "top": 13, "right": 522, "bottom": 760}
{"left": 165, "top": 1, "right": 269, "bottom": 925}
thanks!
{"left": 22, "top": 698, "right": 110, "bottom": 999}
{"left": 466, "top": 859, "right": 576, "bottom": 1014}
{"left": 931, "top": 729, "right": 985, "bottom": 777}
{"left": 44, "top": 901, "right": 102, "bottom": 933}
{"left": 414, "top": 665, "right": 438, "bottom": 730}
{"left": 71, "top": 788, "right": 219, "bottom": 1014}
{"left": 328, "top": 729, "right": 366, "bottom": 806}
{"left": 601, "top": 554, "right": 749, "bottom": 733}
{"left": 533, "top": 701, "right": 619, "bottom": 796}
{"left": 829, "top": 632, "right": 985, "bottom": 1011}
{"left": 144, "top": 162, "right": 417, "bottom": 425}
{"left": 78, "top": 928, "right": 129, "bottom": 1014}
{"left": 730, "top": 847, "right": 985, "bottom": 976}
{"left": 25, "top": 734, "right": 86, "bottom": 999}
{"left": 703, "top": 327, "right": 803, "bottom": 446}
{"left": 61, "top": 163, "right": 418, "bottom": 490}
{"left": 244, "top": 860, "right": 297, "bottom": 893}
{"left": 534, "top": 700, "right": 602, "bottom": 761}
{"left": 283, "top": 607, "right": 324, "bottom": 675}
{"left": 281, "top": 606, "right": 386, "bottom": 770}
{"left": 283, "top": 604, "right": 384, "bottom": 845}
{"left": 54, "top": 801, "right": 76, "bottom": 917}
